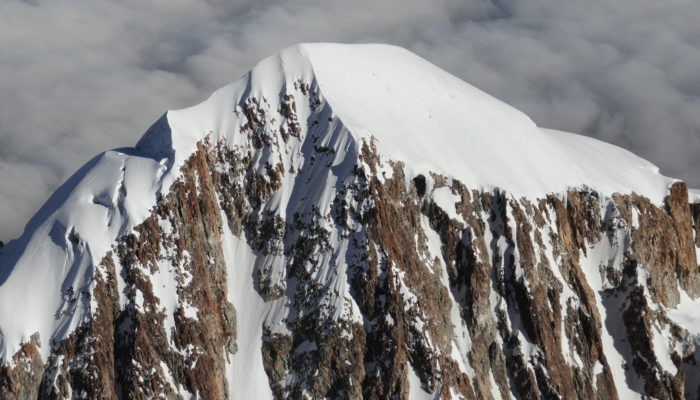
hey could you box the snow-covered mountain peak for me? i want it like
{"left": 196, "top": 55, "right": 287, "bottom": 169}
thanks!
{"left": 1, "top": 43, "right": 700, "bottom": 400}
{"left": 0, "top": 43, "right": 685, "bottom": 361}
{"left": 147, "top": 43, "right": 680, "bottom": 203}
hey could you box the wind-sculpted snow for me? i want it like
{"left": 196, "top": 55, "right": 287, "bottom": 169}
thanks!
{"left": 0, "top": 43, "right": 699, "bottom": 399}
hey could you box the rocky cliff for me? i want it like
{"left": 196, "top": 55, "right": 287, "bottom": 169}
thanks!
{"left": 1, "top": 44, "right": 699, "bottom": 399}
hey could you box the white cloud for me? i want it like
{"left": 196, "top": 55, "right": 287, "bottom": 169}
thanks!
{"left": 1, "top": 0, "right": 699, "bottom": 241}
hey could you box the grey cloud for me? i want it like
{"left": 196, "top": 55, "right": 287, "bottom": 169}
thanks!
{"left": 1, "top": 0, "right": 699, "bottom": 241}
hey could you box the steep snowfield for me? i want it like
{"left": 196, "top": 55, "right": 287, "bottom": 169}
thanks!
{"left": 0, "top": 148, "right": 166, "bottom": 360}
{"left": 0, "top": 42, "right": 694, "bottom": 382}
{"left": 305, "top": 44, "right": 675, "bottom": 201}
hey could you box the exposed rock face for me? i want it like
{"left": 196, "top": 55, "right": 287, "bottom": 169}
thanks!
{"left": 0, "top": 334, "right": 42, "bottom": 400}
{"left": 1, "top": 53, "right": 700, "bottom": 399}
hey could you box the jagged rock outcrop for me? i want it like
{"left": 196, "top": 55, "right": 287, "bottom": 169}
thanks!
{"left": 1, "top": 43, "right": 699, "bottom": 399}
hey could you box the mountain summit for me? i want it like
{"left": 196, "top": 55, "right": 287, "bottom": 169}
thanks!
{"left": 1, "top": 43, "right": 699, "bottom": 399}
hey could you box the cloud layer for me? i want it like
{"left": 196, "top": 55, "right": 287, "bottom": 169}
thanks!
{"left": 1, "top": 0, "right": 699, "bottom": 241}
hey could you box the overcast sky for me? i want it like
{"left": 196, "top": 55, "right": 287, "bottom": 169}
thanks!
{"left": 1, "top": 0, "right": 699, "bottom": 242}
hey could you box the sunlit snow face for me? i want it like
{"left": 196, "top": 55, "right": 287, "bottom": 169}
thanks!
{"left": 1, "top": 0, "right": 700, "bottom": 242}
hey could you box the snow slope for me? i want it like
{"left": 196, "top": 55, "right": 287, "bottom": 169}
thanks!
{"left": 305, "top": 44, "right": 675, "bottom": 201}
{"left": 0, "top": 42, "right": 692, "bottom": 368}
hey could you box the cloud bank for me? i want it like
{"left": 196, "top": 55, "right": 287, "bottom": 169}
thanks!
{"left": 1, "top": 0, "right": 699, "bottom": 241}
